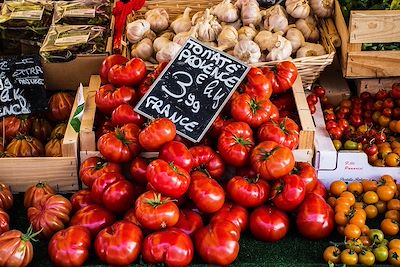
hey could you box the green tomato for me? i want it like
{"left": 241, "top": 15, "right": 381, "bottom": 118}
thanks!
{"left": 344, "top": 140, "right": 358, "bottom": 150}
{"left": 332, "top": 140, "right": 342, "bottom": 151}
{"left": 368, "top": 229, "right": 385, "bottom": 244}
{"left": 373, "top": 246, "right": 389, "bottom": 262}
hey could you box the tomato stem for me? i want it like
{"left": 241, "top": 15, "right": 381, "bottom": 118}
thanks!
{"left": 21, "top": 225, "right": 42, "bottom": 242}
{"left": 234, "top": 136, "right": 253, "bottom": 146}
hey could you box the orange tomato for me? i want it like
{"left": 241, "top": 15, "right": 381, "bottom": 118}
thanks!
{"left": 379, "top": 146, "right": 393, "bottom": 159}
{"left": 362, "top": 180, "right": 378, "bottom": 192}
{"left": 363, "top": 191, "right": 379, "bottom": 204}
{"left": 339, "top": 191, "right": 356, "bottom": 205}
{"left": 326, "top": 196, "right": 336, "bottom": 208}
{"left": 377, "top": 185, "right": 396, "bottom": 201}
{"left": 323, "top": 246, "right": 341, "bottom": 264}
{"left": 360, "top": 224, "right": 370, "bottom": 235}
{"left": 344, "top": 223, "right": 362, "bottom": 239}
{"left": 335, "top": 210, "right": 349, "bottom": 226}
{"left": 373, "top": 159, "right": 386, "bottom": 167}
{"left": 375, "top": 200, "right": 388, "bottom": 214}
{"left": 381, "top": 218, "right": 399, "bottom": 236}
{"left": 385, "top": 210, "right": 400, "bottom": 222}
{"left": 385, "top": 153, "right": 400, "bottom": 167}
{"left": 388, "top": 199, "right": 400, "bottom": 211}
{"left": 378, "top": 115, "right": 391, "bottom": 127}
{"left": 388, "top": 248, "right": 400, "bottom": 266}
{"left": 330, "top": 180, "right": 347, "bottom": 197}
{"left": 389, "top": 239, "right": 400, "bottom": 250}
{"left": 353, "top": 201, "right": 365, "bottom": 210}
{"left": 349, "top": 214, "right": 366, "bottom": 228}
{"left": 340, "top": 249, "right": 358, "bottom": 266}
{"left": 364, "top": 204, "right": 379, "bottom": 219}
{"left": 347, "top": 181, "right": 363, "bottom": 195}
{"left": 359, "top": 235, "right": 372, "bottom": 246}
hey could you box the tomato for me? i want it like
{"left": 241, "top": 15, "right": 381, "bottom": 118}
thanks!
{"left": 98, "top": 123, "right": 141, "bottom": 163}
{"left": 95, "top": 84, "right": 136, "bottom": 115}
{"left": 142, "top": 228, "right": 194, "bottom": 267}
{"left": 231, "top": 93, "right": 274, "bottom": 128}
{"left": 70, "top": 189, "right": 95, "bottom": 212}
{"left": 340, "top": 249, "right": 358, "bottom": 265}
{"left": 139, "top": 118, "right": 176, "bottom": 152}
{"left": 217, "top": 121, "right": 254, "bottom": 167}
{"left": 296, "top": 193, "right": 334, "bottom": 240}
{"left": 23, "top": 182, "right": 55, "bottom": 208}
{"left": 123, "top": 208, "right": 142, "bottom": 227}
{"left": 159, "top": 141, "right": 193, "bottom": 172}
{"left": 0, "top": 227, "right": 40, "bottom": 267}
{"left": 27, "top": 194, "right": 72, "bottom": 239}
{"left": 323, "top": 246, "right": 341, "bottom": 264}
{"left": 135, "top": 191, "right": 179, "bottom": 231}
{"left": 194, "top": 220, "right": 240, "bottom": 266}
{"left": 271, "top": 174, "right": 306, "bottom": 211}
{"left": 174, "top": 209, "right": 204, "bottom": 236}
{"left": 381, "top": 218, "right": 399, "bottom": 236}
{"left": 257, "top": 117, "right": 300, "bottom": 150}
{"left": 189, "top": 146, "right": 225, "bottom": 180}
{"left": 313, "top": 85, "right": 326, "bottom": 98}
{"left": 328, "top": 127, "right": 343, "bottom": 140}
{"left": 250, "top": 141, "right": 295, "bottom": 180}
{"left": 0, "top": 208, "right": 9, "bottom": 235}
{"left": 31, "top": 116, "right": 52, "bottom": 143}
{"left": 47, "top": 92, "right": 74, "bottom": 122}
{"left": 111, "top": 104, "right": 145, "bottom": 126}
{"left": 70, "top": 204, "right": 116, "bottom": 237}
{"left": 188, "top": 171, "right": 225, "bottom": 213}
{"left": 262, "top": 61, "right": 298, "bottom": 94}
{"left": 388, "top": 248, "right": 400, "bottom": 266}
{"left": 208, "top": 114, "right": 232, "bottom": 138}
{"left": 51, "top": 123, "right": 67, "bottom": 138}
{"left": 210, "top": 202, "right": 249, "bottom": 232}
{"left": 95, "top": 120, "right": 116, "bottom": 140}
{"left": 0, "top": 183, "right": 13, "bottom": 210}
{"left": 250, "top": 205, "right": 289, "bottom": 242}
{"left": 129, "top": 156, "right": 149, "bottom": 185}
{"left": 245, "top": 67, "right": 272, "bottom": 99}
{"left": 7, "top": 134, "right": 44, "bottom": 157}
{"left": 44, "top": 134, "right": 64, "bottom": 157}
{"left": 291, "top": 162, "right": 317, "bottom": 193}
{"left": 95, "top": 221, "right": 143, "bottom": 266}
{"left": 99, "top": 54, "right": 129, "bottom": 84}
{"left": 0, "top": 115, "right": 32, "bottom": 141}
{"left": 146, "top": 159, "right": 190, "bottom": 198}
{"left": 79, "top": 156, "right": 122, "bottom": 188}
{"left": 307, "top": 94, "right": 318, "bottom": 105}
{"left": 226, "top": 175, "right": 269, "bottom": 208}
{"left": 108, "top": 58, "right": 147, "bottom": 87}
{"left": 48, "top": 226, "right": 91, "bottom": 267}
{"left": 311, "top": 180, "right": 328, "bottom": 199}
{"left": 374, "top": 245, "right": 389, "bottom": 262}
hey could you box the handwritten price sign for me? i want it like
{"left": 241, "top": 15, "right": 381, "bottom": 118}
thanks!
{"left": 135, "top": 38, "right": 249, "bottom": 143}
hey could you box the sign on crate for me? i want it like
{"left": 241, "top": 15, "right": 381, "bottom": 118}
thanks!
{"left": 135, "top": 38, "right": 249, "bottom": 143}
{"left": 0, "top": 55, "right": 47, "bottom": 118}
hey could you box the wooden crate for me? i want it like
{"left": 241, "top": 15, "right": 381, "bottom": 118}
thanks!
{"left": 356, "top": 77, "right": 400, "bottom": 95}
{"left": 334, "top": 0, "right": 400, "bottom": 78}
{"left": 80, "top": 75, "right": 315, "bottom": 163}
{"left": 0, "top": 92, "right": 82, "bottom": 193}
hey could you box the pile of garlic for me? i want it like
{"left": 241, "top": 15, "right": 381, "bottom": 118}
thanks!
{"left": 125, "top": 0, "right": 333, "bottom": 64}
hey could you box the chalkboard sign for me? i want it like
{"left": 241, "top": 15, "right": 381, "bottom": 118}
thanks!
{"left": 135, "top": 38, "right": 249, "bottom": 143}
{"left": 0, "top": 55, "right": 47, "bottom": 118}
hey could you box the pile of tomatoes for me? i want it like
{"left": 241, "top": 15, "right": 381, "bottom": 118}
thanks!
{"left": 323, "top": 175, "right": 400, "bottom": 266}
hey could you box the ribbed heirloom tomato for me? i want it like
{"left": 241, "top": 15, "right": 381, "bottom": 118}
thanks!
{"left": 174, "top": 209, "right": 204, "bottom": 236}
{"left": 107, "top": 58, "right": 147, "bottom": 87}
{"left": 79, "top": 156, "right": 122, "bottom": 188}
{"left": 0, "top": 183, "right": 13, "bottom": 210}
{"left": 139, "top": 118, "right": 176, "bottom": 151}
{"left": 0, "top": 115, "right": 32, "bottom": 141}
{"left": 262, "top": 61, "right": 298, "bottom": 94}
{"left": 245, "top": 67, "right": 272, "bottom": 99}
{"left": 158, "top": 141, "right": 193, "bottom": 172}
{"left": 70, "top": 189, "right": 95, "bottom": 212}
{"left": 23, "top": 181, "right": 56, "bottom": 208}
{"left": 250, "top": 205, "right": 289, "bottom": 242}
{"left": 95, "top": 84, "right": 136, "bottom": 115}
{"left": 111, "top": 103, "right": 145, "bottom": 126}
{"left": 129, "top": 156, "right": 149, "bottom": 185}
{"left": 257, "top": 117, "right": 300, "bottom": 150}
{"left": 47, "top": 92, "right": 74, "bottom": 122}
{"left": 210, "top": 202, "right": 249, "bottom": 232}
{"left": 0, "top": 208, "right": 9, "bottom": 234}
{"left": 226, "top": 175, "right": 270, "bottom": 208}
{"left": 189, "top": 146, "right": 225, "bottom": 180}
{"left": 291, "top": 162, "right": 317, "bottom": 193}
{"left": 271, "top": 174, "right": 306, "bottom": 211}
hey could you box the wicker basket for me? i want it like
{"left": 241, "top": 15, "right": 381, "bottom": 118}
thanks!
{"left": 127, "top": 0, "right": 336, "bottom": 87}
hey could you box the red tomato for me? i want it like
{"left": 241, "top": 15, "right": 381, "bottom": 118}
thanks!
{"left": 129, "top": 156, "right": 149, "bottom": 185}
{"left": 249, "top": 205, "right": 289, "bottom": 242}
{"left": 195, "top": 220, "right": 240, "bottom": 265}
{"left": 271, "top": 91, "right": 297, "bottom": 112}
{"left": 217, "top": 121, "right": 254, "bottom": 167}
{"left": 146, "top": 159, "right": 191, "bottom": 198}
{"left": 47, "top": 92, "right": 75, "bottom": 122}
{"left": 174, "top": 209, "right": 204, "bottom": 236}
{"left": 123, "top": 208, "right": 142, "bottom": 227}
{"left": 95, "top": 221, "right": 143, "bottom": 266}
{"left": 23, "top": 181, "right": 55, "bottom": 209}
{"left": 70, "top": 204, "right": 116, "bottom": 237}
{"left": 99, "top": 54, "right": 129, "bottom": 84}
{"left": 27, "top": 194, "right": 72, "bottom": 239}
{"left": 189, "top": 146, "right": 225, "bottom": 180}
{"left": 0, "top": 183, "right": 13, "bottom": 210}
{"left": 250, "top": 141, "right": 295, "bottom": 180}
{"left": 108, "top": 58, "right": 147, "bottom": 87}
{"left": 0, "top": 115, "right": 32, "bottom": 141}
{"left": 291, "top": 162, "right": 317, "bottom": 193}
{"left": 391, "top": 83, "right": 400, "bottom": 99}
{"left": 0, "top": 208, "right": 9, "bottom": 234}
{"left": 262, "top": 61, "right": 298, "bottom": 94}
{"left": 210, "top": 202, "right": 249, "bottom": 232}
{"left": 111, "top": 104, "right": 145, "bottom": 126}
{"left": 139, "top": 118, "right": 176, "bottom": 151}
{"left": 142, "top": 228, "right": 194, "bottom": 267}
{"left": 135, "top": 191, "right": 179, "bottom": 231}
{"left": 137, "top": 62, "right": 168, "bottom": 98}
{"left": 312, "top": 180, "right": 328, "bottom": 199}
{"left": 95, "top": 84, "right": 136, "bottom": 115}
{"left": 231, "top": 93, "right": 274, "bottom": 128}
{"left": 97, "top": 123, "right": 141, "bottom": 163}
{"left": 79, "top": 156, "right": 122, "bottom": 188}
{"left": 226, "top": 175, "right": 270, "bottom": 208}
{"left": 257, "top": 117, "right": 300, "bottom": 149}
{"left": 48, "top": 226, "right": 91, "bottom": 267}
{"left": 188, "top": 171, "right": 225, "bottom": 213}
{"left": 296, "top": 193, "right": 335, "bottom": 240}
{"left": 70, "top": 189, "right": 95, "bottom": 212}
{"left": 95, "top": 120, "right": 116, "bottom": 140}
{"left": 271, "top": 174, "right": 306, "bottom": 211}
{"left": 159, "top": 141, "right": 193, "bottom": 172}
{"left": 245, "top": 68, "right": 272, "bottom": 99}
{"left": 208, "top": 114, "right": 233, "bottom": 138}
{"left": 313, "top": 85, "right": 326, "bottom": 98}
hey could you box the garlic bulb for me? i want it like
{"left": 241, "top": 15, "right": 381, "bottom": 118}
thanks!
{"left": 310, "top": 0, "right": 334, "bottom": 18}
{"left": 238, "top": 24, "right": 257, "bottom": 41}
{"left": 285, "top": 27, "right": 305, "bottom": 52}
{"left": 254, "top": 30, "right": 274, "bottom": 51}
{"left": 153, "top": 32, "right": 175, "bottom": 53}
{"left": 222, "top": 20, "right": 242, "bottom": 30}
{"left": 170, "top": 7, "right": 192, "bottom": 34}
{"left": 145, "top": 8, "right": 169, "bottom": 33}
{"left": 295, "top": 16, "right": 319, "bottom": 42}
{"left": 144, "top": 30, "right": 157, "bottom": 41}
{"left": 211, "top": 0, "right": 239, "bottom": 23}
{"left": 204, "top": 41, "right": 218, "bottom": 47}
{"left": 192, "top": 11, "right": 204, "bottom": 25}
{"left": 285, "top": 0, "right": 311, "bottom": 19}
{"left": 263, "top": 5, "right": 289, "bottom": 33}
{"left": 131, "top": 38, "right": 154, "bottom": 61}
{"left": 197, "top": 9, "right": 222, "bottom": 42}
{"left": 233, "top": 39, "right": 261, "bottom": 63}
{"left": 156, "top": 42, "right": 182, "bottom": 63}
{"left": 218, "top": 25, "right": 238, "bottom": 50}
{"left": 173, "top": 25, "right": 198, "bottom": 45}
{"left": 266, "top": 35, "right": 292, "bottom": 61}
{"left": 296, "top": 42, "right": 326, "bottom": 57}
{"left": 126, "top": 20, "right": 150, "bottom": 43}
{"left": 241, "top": 0, "right": 262, "bottom": 26}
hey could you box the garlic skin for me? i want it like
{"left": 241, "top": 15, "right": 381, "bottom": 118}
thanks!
{"left": 240, "top": 0, "right": 262, "bottom": 26}
{"left": 145, "top": 8, "right": 170, "bottom": 33}
{"left": 153, "top": 32, "right": 175, "bottom": 53}
{"left": 131, "top": 38, "right": 154, "bottom": 61}
{"left": 310, "top": 0, "right": 334, "bottom": 18}
{"left": 173, "top": 25, "right": 198, "bottom": 46}
{"left": 197, "top": 9, "right": 222, "bottom": 42}
{"left": 296, "top": 42, "right": 326, "bottom": 57}
{"left": 266, "top": 35, "right": 292, "bottom": 61}
{"left": 218, "top": 25, "right": 238, "bottom": 50}
{"left": 238, "top": 25, "right": 257, "bottom": 41}
{"left": 285, "top": 27, "right": 305, "bottom": 52}
{"left": 254, "top": 30, "right": 274, "bottom": 51}
{"left": 263, "top": 5, "right": 289, "bottom": 33}
{"left": 171, "top": 7, "right": 192, "bottom": 34}
{"left": 192, "top": 11, "right": 204, "bottom": 25}
{"left": 233, "top": 39, "right": 261, "bottom": 63}
{"left": 211, "top": 0, "right": 239, "bottom": 23}
{"left": 126, "top": 20, "right": 151, "bottom": 44}
{"left": 222, "top": 20, "right": 242, "bottom": 30}
{"left": 156, "top": 42, "right": 182, "bottom": 63}
{"left": 285, "top": 0, "right": 311, "bottom": 19}
{"left": 295, "top": 16, "right": 319, "bottom": 42}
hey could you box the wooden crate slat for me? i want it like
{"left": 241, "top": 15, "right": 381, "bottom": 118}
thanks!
{"left": 347, "top": 51, "right": 400, "bottom": 78}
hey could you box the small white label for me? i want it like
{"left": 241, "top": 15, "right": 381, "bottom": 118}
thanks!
{"left": 55, "top": 32, "right": 90, "bottom": 46}
{"left": 63, "top": 8, "right": 95, "bottom": 18}
{"left": 10, "top": 7, "right": 44, "bottom": 20}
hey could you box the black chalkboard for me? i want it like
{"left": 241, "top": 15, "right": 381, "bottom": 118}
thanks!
{"left": 0, "top": 55, "right": 47, "bottom": 118}
{"left": 135, "top": 38, "right": 249, "bottom": 143}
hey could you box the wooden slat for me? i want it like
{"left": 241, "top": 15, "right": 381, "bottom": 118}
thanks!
{"left": 349, "top": 10, "right": 400, "bottom": 43}
{"left": 347, "top": 51, "right": 400, "bottom": 78}
{"left": 62, "top": 89, "right": 80, "bottom": 158}
{"left": 356, "top": 77, "right": 400, "bottom": 95}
